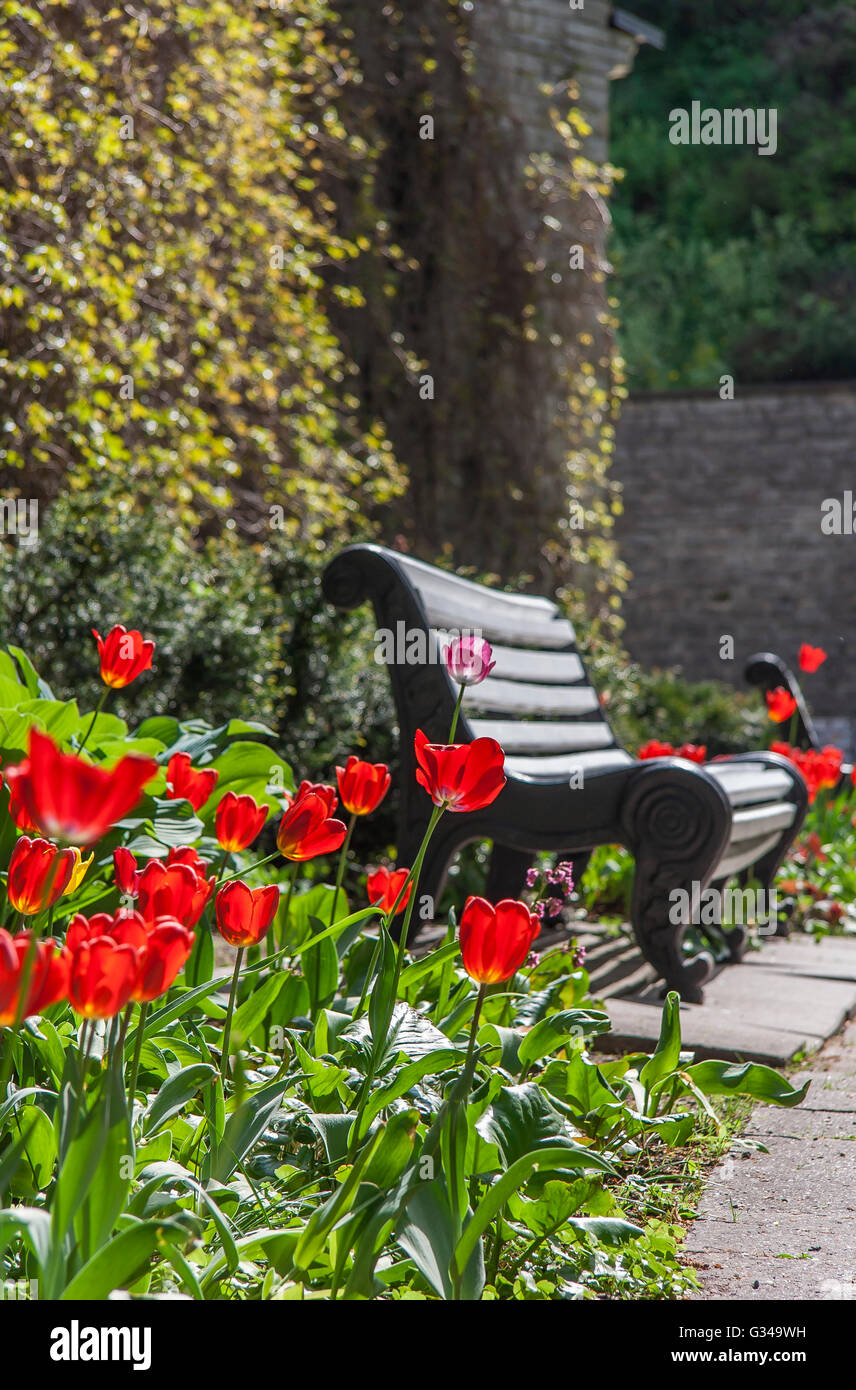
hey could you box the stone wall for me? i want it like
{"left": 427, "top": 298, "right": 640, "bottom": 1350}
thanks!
{"left": 473, "top": 0, "right": 643, "bottom": 162}
{"left": 613, "top": 382, "right": 856, "bottom": 730}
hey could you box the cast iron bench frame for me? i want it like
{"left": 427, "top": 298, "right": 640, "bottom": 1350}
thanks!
{"left": 324, "top": 546, "right": 809, "bottom": 1001}
{"left": 746, "top": 651, "right": 853, "bottom": 778}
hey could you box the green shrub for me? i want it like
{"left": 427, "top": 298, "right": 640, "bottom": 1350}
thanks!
{"left": 0, "top": 483, "right": 398, "bottom": 811}
{"left": 584, "top": 644, "right": 767, "bottom": 756}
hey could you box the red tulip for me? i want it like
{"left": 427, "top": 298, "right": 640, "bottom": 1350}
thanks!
{"left": 7, "top": 836, "right": 76, "bottom": 915}
{"left": 295, "top": 781, "right": 339, "bottom": 816}
{"left": 675, "top": 743, "right": 707, "bottom": 764}
{"left": 215, "top": 881, "right": 280, "bottom": 947}
{"left": 67, "top": 907, "right": 191, "bottom": 998}
{"left": 336, "top": 757, "right": 391, "bottom": 817}
{"left": 67, "top": 936, "right": 139, "bottom": 1019}
{"left": 637, "top": 740, "right": 675, "bottom": 759}
{"left": 444, "top": 635, "right": 495, "bottom": 686}
{"left": 0, "top": 931, "right": 69, "bottom": 1026}
{"left": 276, "top": 792, "right": 347, "bottom": 861}
{"left": 131, "top": 917, "right": 195, "bottom": 1002}
{"left": 92, "top": 624, "right": 155, "bottom": 689}
{"left": 771, "top": 742, "right": 842, "bottom": 803}
{"left": 799, "top": 644, "right": 827, "bottom": 674}
{"left": 366, "top": 866, "right": 412, "bottom": 917}
{"left": 459, "top": 896, "right": 541, "bottom": 984}
{"left": 6, "top": 769, "right": 38, "bottom": 833}
{"left": 166, "top": 845, "right": 211, "bottom": 876}
{"left": 165, "top": 753, "right": 219, "bottom": 812}
{"left": 137, "top": 858, "right": 215, "bottom": 929}
{"left": 66, "top": 908, "right": 145, "bottom": 952}
{"left": 766, "top": 688, "right": 798, "bottom": 723}
{"left": 414, "top": 730, "right": 506, "bottom": 812}
{"left": 113, "top": 847, "right": 140, "bottom": 897}
{"left": 215, "top": 792, "right": 268, "bottom": 852}
{"left": 4, "top": 729, "right": 156, "bottom": 847}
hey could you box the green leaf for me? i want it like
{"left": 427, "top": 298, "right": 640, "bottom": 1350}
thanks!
{"left": 0, "top": 1206, "right": 52, "bottom": 1273}
{"left": 368, "top": 922, "right": 396, "bottom": 1049}
{"left": 356, "top": 1048, "right": 463, "bottom": 1139}
{"left": 201, "top": 740, "right": 292, "bottom": 819}
{"left": 206, "top": 1080, "right": 289, "bottom": 1184}
{"left": 476, "top": 1083, "right": 613, "bottom": 1171}
{"left": 8, "top": 645, "right": 49, "bottom": 698}
{"left": 477, "top": 1023, "right": 522, "bottom": 1074}
{"left": 362, "top": 1110, "right": 419, "bottom": 1187}
{"left": 144, "top": 1064, "right": 218, "bottom": 1136}
{"left": 567, "top": 1216, "right": 644, "bottom": 1245}
{"left": 682, "top": 1060, "right": 810, "bottom": 1108}
{"left": 640, "top": 990, "right": 683, "bottom": 1093}
{"left": 18, "top": 1105, "right": 57, "bottom": 1190}
{"left": 302, "top": 928, "right": 339, "bottom": 1016}
{"left": 75, "top": 1059, "right": 134, "bottom": 1261}
{"left": 230, "top": 972, "right": 287, "bottom": 1045}
{"left": 450, "top": 1144, "right": 614, "bottom": 1284}
{"left": 398, "top": 1179, "right": 485, "bottom": 1301}
{"left": 60, "top": 1218, "right": 188, "bottom": 1300}
{"left": 518, "top": 1009, "right": 612, "bottom": 1070}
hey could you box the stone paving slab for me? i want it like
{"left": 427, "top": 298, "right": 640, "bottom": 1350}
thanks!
{"left": 684, "top": 1020, "right": 856, "bottom": 1300}
{"left": 594, "top": 936, "right": 856, "bottom": 1065}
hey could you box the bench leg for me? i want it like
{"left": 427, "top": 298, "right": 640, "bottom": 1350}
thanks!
{"left": 486, "top": 844, "right": 534, "bottom": 901}
{"left": 702, "top": 876, "right": 747, "bottom": 962}
{"left": 620, "top": 765, "right": 732, "bottom": 1004}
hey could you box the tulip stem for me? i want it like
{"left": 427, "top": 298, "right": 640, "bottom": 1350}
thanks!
{"left": 271, "top": 861, "right": 298, "bottom": 959}
{"left": 461, "top": 982, "right": 487, "bottom": 1092}
{"left": 447, "top": 684, "right": 466, "bottom": 742}
{"left": 387, "top": 804, "right": 443, "bottom": 1007}
{"left": 78, "top": 689, "right": 109, "bottom": 754}
{"left": 221, "top": 948, "right": 244, "bottom": 1081}
{"left": 0, "top": 897, "right": 55, "bottom": 1099}
{"left": 218, "top": 851, "right": 279, "bottom": 886}
{"left": 126, "top": 1001, "right": 148, "bottom": 1109}
{"left": 349, "top": 804, "right": 444, "bottom": 1149}
{"left": 329, "top": 813, "right": 356, "bottom": 927}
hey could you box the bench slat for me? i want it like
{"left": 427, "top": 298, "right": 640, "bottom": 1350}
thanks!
{"left": 716, "top": 832, "right": 787, "bottom": 882}
{"left": 728, "top": 801, "right": 796, "bottom": 842}
{"left": 433, "top": 631, "right": 585, "bottom": 685}
{"left": 469, "top": 718, "right": 616, "bottom": 753}
{"left": 394, "top": 552, "right": 560, "bottom": 620}
{"left": 422, "top": 596, "right": 576, "bottom": 649}
{"left": 463, "top": 677, "right": 600, "bottom": 718}
{"left": 504, "top": 749, "right": 634, "bottom": 780}
{"left": 706, "top": 764, "right": 795, "bottom": 806}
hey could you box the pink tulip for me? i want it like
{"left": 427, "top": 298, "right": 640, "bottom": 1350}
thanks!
{"left": 443, "top": 634, "right": 495, "bottom": 687}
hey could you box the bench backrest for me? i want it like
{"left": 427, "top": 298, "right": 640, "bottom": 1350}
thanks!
{"left": 323, "top": 544, "right": 622, "bottom": 771}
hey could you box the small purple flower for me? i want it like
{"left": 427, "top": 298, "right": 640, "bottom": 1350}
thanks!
{"left": 532, "top": 899, "right": 546, "bottom": 919}
{"left": 572, "top": 943, "right": 587, "bottom": 969}
{"left": 525, "top": 866, "right": 539, "bottom": 889}
{"left": 546, "top": 897, "right": 563, "bottom": 917}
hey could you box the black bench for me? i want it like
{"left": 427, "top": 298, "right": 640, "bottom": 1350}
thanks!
{"left": 745, "top": 651, "right": 853, "bottom": 777}
{"left": 324, "top": 546, "right": 808, "bottom": 1001}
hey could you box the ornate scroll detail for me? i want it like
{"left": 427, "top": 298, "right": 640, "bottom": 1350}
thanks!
{"left": 619, "top": 765, "right": 732, "bottom": 1003}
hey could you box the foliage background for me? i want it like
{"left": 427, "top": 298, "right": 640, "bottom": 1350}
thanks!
{"left": 611, "top": 0, "right": 856, "bottom": 390}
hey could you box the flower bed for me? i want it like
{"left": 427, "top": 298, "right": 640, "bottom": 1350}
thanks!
{"left": 0, "top": 632, "right": 808, "bottom": 1301}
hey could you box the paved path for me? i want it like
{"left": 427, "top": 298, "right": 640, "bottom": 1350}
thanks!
{"left": 599, "top": 935, "right": 856, "bottom": 1065}
{"left": 684, "top": 1017, "right": 856, "bottom": 1300}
